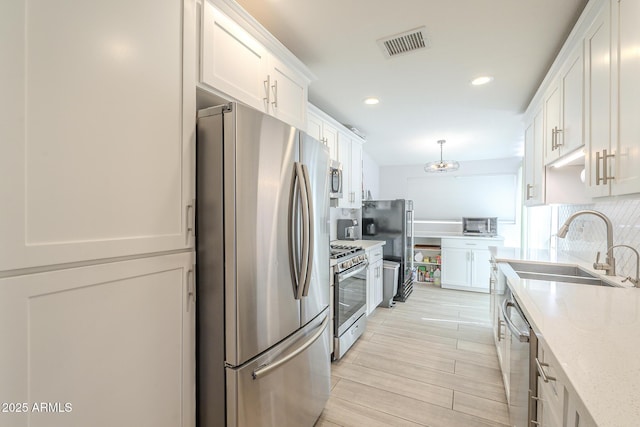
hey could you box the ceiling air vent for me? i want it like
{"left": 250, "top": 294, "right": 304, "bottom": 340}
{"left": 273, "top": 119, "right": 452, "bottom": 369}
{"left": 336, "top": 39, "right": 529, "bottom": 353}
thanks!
{"left": 377, "top": 26, "right": 430, "bottom": 58}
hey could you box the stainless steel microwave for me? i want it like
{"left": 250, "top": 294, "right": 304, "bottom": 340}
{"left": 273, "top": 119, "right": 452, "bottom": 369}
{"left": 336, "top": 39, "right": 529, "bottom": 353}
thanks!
{"left": 462, "top": 217, "right": 498, "bottom": 236}
{"left": 329, "top": 160, "right": 342, "bottom": 199}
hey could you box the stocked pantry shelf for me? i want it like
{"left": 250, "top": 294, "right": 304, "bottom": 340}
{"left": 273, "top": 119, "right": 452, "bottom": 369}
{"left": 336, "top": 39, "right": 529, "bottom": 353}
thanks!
{"left": 414, "top": 244, "right": 441, "bottom": 285}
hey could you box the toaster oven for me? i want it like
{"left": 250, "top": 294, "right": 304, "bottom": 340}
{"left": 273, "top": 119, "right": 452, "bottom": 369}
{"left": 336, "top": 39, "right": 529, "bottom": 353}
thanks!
{"left": 462, "top": 217, "right": 498, "bottom": 236}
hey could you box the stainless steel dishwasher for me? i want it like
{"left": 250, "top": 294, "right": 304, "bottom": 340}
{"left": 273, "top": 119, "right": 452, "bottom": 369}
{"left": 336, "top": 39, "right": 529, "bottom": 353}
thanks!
{"left": 502, "top": 289, "right": 538, "bottom": 426}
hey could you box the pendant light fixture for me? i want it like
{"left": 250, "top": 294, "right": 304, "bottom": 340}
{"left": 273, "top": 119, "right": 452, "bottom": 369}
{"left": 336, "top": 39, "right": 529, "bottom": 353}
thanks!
{"left": 424, "top": 140, "right": 460, "bottom": 172}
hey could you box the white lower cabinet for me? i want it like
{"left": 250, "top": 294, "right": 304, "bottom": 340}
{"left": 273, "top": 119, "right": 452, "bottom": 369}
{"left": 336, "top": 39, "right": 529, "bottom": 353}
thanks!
{"left": 534, "top": 339, "right": 596, "bottom": 427}
{"left": 366, "top": 246, "right": 384, "bottom": 315}
{"left": 441, "top": 238, "right": 501, "bottom": 293}
{"left": 0, "top": 252, "right": 195, "bottom": 427}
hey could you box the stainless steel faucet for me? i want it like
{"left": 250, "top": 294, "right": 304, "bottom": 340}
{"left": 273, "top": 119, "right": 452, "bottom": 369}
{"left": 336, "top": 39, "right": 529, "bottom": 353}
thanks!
{"left": 608, "top": 245, "right": 640, "bottom": 287}
{"left": 556, "top": 210, "right": 616, "bottom": 276}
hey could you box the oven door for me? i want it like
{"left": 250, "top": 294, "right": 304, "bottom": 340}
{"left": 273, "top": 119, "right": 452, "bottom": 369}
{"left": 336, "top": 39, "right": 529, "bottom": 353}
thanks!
{"left": 335, "top": 262, "right": 367, "bottom": 336}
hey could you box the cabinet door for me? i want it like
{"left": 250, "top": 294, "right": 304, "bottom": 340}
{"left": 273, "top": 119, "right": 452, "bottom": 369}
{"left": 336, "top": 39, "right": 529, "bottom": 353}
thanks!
{"left": 525, "top": 107, "right": 546, "bottom": 206}
{"left": 350, "top": 139, "right": 363, "bottom": 207}
{"left": 559, "top": 46, "right": 584, "bottom": 155}
{"left": 307, "top": 112, "right": 323, "bottom": 142}
{"left": 584, "top": 6, "right": 612, "bottom": 198}
{"left": 323, "top": 123, "right": 339, "bottom": 162}
{"left": 441, "top": 247, "right": 471, "bottom": 288}
{"left": 337, "top": 134, "right": 352, "bottom": 208}
{"left": 0, "top": 252, "right": 195, "bottom": 427}
{"left": 201, "top": 1, "right": 268, "bottom": 112}
{"left": 470, "top": 248, "right": 491, "bottom": 291}
{"left": 373, "top": 260, "right": 384, "bottom": 308}
{"left": 268, "top": 55, "right": 308, "bottom": 129}
{"left": 366, "top": 263, "right": 375, "bottom": 315}
{"left": 544, "top": 83, "right": 562, "bottom": 164}
{"left": 612, "top": 0, "right": 640, "bottom": 196}
{"left": 0, "top": 0, "right": 194, "bottom": 272}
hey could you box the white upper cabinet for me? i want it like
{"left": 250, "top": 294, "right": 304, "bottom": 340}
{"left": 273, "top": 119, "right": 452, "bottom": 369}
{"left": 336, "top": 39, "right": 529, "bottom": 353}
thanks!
{"left": 200, "top": 0, "right": 311, "bottom": 129}
{"left": 584, "top": 3, "right": 612, "bottom": 197}
{"left": 337, "top": 133, "right": 363, "bottom": 209}
{"left": 524, "top": 106, "right": 545, "bottom": 206}
{"left": 268, "top": 55, "right": 309, "bottom": 128}
{"left": 544, "top": 45, "right": 584, "bottom": 165}
{"left": 201, "top": 2, "right": 269, "bottom": 111}
{"left": 307, "top": 106, "right": 338, "bottom": 161}
{"left": 611, "top": 0, "right": 640, "bottom": 196}
{"left": 584, "top": 0, "right": 640, "bottom": 198}
{"left": 525, "top": 0, "right": 640, "bottom": 202}
{"left": 0, "top": 0, "right": 195, "bottom": 273}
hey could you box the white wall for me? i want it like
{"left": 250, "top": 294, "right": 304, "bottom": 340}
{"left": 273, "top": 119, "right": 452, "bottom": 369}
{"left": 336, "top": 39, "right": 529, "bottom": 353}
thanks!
{"left": 379, "top": 157, "right": 521, "bottom": 202}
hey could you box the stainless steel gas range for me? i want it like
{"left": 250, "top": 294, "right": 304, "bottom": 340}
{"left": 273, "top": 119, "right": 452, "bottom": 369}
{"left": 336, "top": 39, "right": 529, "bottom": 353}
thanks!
{"left": 330, "top": 244, "right": 368, "bottom": 360}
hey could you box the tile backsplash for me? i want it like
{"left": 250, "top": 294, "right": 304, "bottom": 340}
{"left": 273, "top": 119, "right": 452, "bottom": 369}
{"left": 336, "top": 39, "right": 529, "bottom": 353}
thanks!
{"left": 555, "top": 199, "right": 640, "bottom": 280}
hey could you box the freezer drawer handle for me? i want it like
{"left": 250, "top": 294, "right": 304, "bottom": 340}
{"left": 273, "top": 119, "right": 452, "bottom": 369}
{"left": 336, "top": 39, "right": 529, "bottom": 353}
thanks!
{"left": 252, "top": 314, "right": 329, "bottom": 380}
{"left": 501, "top": 299, "right": 530, "bottom": 342}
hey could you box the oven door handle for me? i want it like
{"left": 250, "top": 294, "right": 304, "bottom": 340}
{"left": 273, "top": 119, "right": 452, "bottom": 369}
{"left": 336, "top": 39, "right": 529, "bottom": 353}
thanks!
{"left": 501, "top": 299, "right": 530, "bottom": 342}
{"left": 337, "top": 262, "right": 368, "bottom": 282}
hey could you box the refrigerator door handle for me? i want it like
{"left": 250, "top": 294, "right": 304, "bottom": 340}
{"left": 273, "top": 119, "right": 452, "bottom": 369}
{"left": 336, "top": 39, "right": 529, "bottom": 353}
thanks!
{"left": 301, "top": 163, "right": 314, "bottom": 297}
{"left": 252, "top": 314, "right": 329, "bottom": 380}
{"left": 289, "top": 162, "right": 306, "bottom": 300}
{"left": 296, "top": 162, "right": 310, "bottom": 299}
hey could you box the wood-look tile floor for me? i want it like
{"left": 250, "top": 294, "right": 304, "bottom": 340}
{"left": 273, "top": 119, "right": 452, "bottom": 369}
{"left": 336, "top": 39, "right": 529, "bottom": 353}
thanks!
{"left": 316, "top": 284, "right": 510, "bottom": 427}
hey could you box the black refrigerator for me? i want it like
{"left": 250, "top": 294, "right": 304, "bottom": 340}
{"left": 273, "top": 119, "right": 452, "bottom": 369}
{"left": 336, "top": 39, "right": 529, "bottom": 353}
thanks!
{"left": 362, "top": 199, "right": 415, "bottom": 301}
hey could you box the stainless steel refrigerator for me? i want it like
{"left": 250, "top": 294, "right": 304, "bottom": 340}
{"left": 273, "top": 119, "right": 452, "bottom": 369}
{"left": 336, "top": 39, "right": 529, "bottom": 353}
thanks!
{"left": 362, "top": 199, "right": 415, "bottom": 301}
{"left": 196, "top": 103, "right": 331, "bottom": 427}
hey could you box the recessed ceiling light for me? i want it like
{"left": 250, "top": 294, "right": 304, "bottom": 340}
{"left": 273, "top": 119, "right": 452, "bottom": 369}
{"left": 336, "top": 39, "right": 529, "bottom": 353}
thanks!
{"left": 471, "top": 76, "right": 494, "bottom": 86}
{"left": 363, "top": 97, "right": 380, "bottom": 105}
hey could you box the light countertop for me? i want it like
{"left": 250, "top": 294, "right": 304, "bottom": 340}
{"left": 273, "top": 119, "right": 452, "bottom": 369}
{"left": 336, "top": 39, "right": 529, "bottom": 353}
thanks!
{"left": 493, "top": 247, "right": 638, "bottom": 426}
{"left": 415, "top": 231, "right": 505, "bottom": 240}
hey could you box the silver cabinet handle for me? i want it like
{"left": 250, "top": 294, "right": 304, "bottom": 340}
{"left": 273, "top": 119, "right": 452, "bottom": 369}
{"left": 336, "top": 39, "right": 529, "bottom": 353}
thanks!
{"left": 602, "top": 149, "right": 614, "bottom": 184}
{"left": 263, "top": 77, "right": 270, "bottom": 104}
{"left": 596, "top": 150, "right": 615, "bottom": 185}
{"left": 535, "top": 357, "right": 557, "bottom": 383}
{"left": 526, "top": 183, "right": 533, "bottom": 200}
{"left": 551, "top": 126, "right": 564, "bottom": 150}
{"left": 271, "top": 79, "right": 278, "bottom": 108}
{"left": 596, "top": 150, "right": 602, "bottom": 185}
{"left": 252, "top": 314, "right": 328, "bottom": 380}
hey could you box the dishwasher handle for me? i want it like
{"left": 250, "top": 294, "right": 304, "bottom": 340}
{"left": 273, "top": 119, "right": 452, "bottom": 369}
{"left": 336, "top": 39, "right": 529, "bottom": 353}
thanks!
{"left": 501, "top": 299, "right": 530, "bottom": 342}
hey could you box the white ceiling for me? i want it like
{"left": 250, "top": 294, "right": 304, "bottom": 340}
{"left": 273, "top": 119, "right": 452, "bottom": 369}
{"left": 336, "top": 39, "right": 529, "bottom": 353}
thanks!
{"left": 235, "top": 0, "right": 588, "bottom": 166}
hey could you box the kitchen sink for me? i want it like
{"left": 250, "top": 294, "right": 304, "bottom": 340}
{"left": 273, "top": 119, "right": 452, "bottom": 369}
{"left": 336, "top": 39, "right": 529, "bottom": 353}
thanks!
{"left": 507, "top": 261, "right": 616, "bottom": 287}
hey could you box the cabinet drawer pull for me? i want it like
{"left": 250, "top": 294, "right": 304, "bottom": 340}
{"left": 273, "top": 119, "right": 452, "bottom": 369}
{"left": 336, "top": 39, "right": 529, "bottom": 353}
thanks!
{"left": 535, "top": 358, "right": 556, "bottom": 383}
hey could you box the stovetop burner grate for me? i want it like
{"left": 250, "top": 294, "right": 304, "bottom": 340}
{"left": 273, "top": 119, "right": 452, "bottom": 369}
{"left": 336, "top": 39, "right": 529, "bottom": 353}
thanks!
{"left": 330, "top": 244, "right": 364, "bottom": 259}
